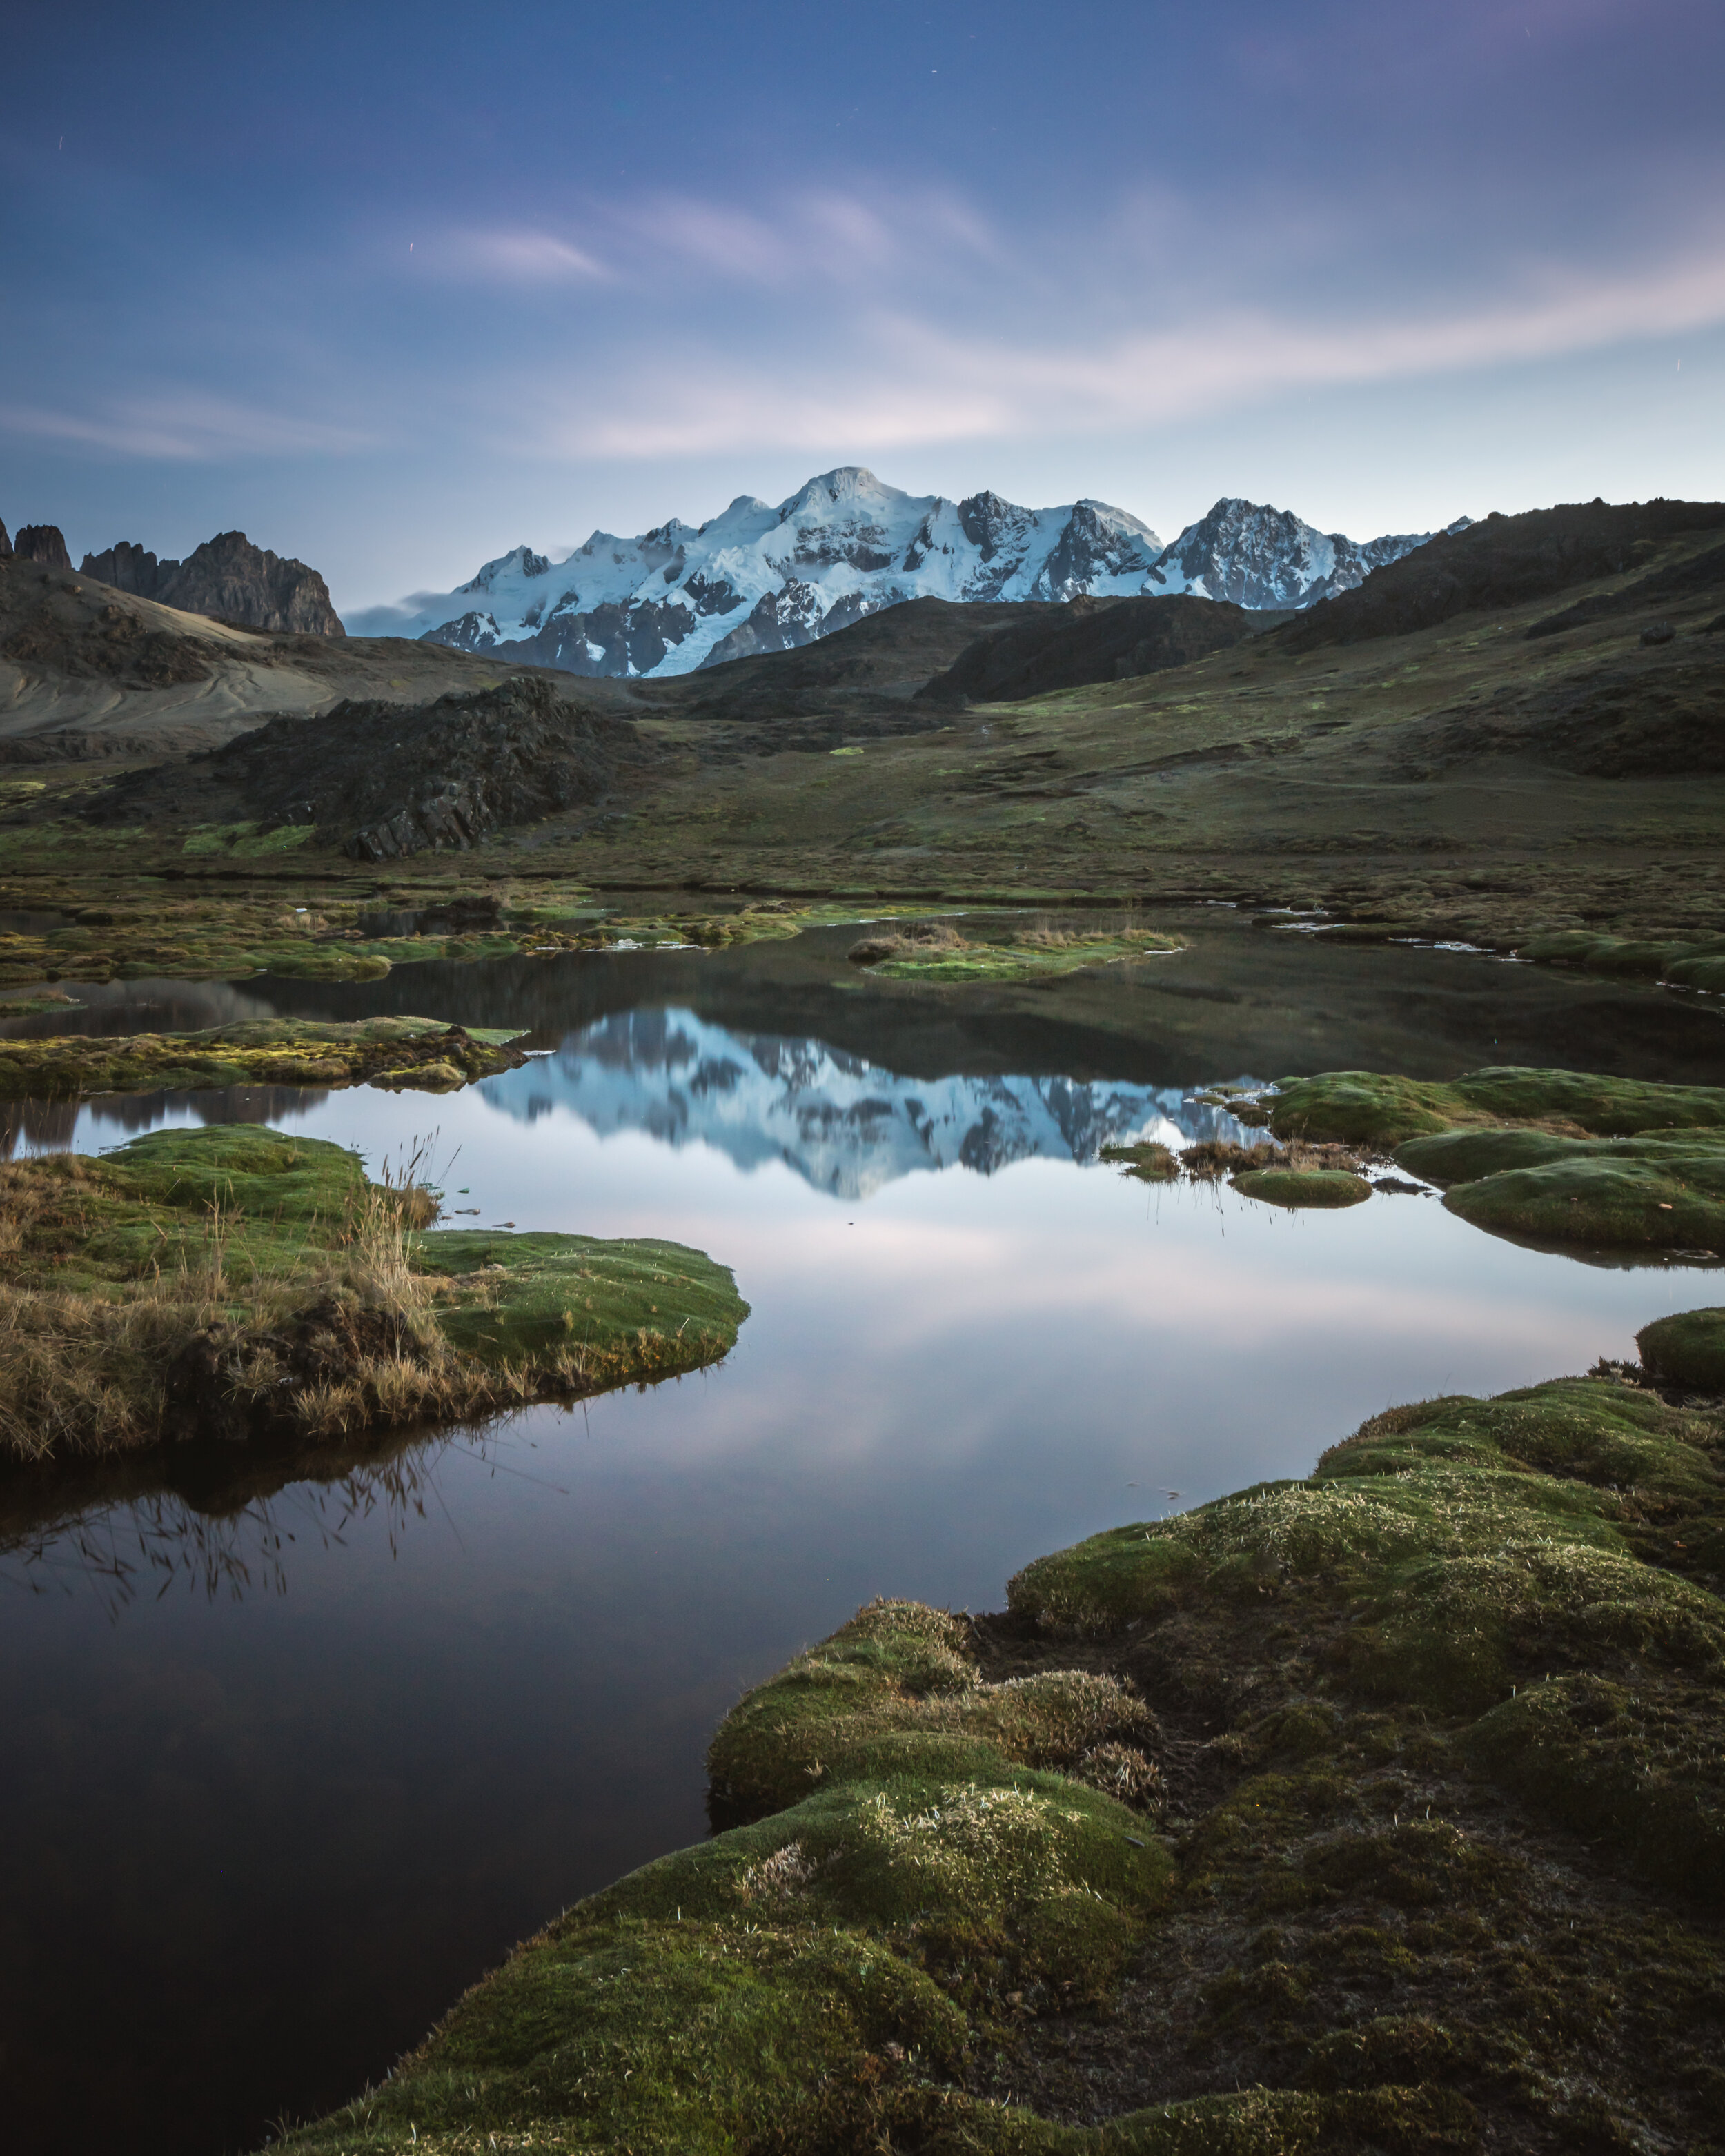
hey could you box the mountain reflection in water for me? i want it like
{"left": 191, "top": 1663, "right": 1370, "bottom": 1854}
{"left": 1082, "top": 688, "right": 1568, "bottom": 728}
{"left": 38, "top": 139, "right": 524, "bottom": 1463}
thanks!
{"left": 479, "top": 1008, "right": 1256, "bottom": 1199}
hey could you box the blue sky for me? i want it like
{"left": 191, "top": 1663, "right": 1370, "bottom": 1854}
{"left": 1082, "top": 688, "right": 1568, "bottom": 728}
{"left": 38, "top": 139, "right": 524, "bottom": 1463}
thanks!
{"left": 3, "top": 1, "right": 1722, "bottom": 618}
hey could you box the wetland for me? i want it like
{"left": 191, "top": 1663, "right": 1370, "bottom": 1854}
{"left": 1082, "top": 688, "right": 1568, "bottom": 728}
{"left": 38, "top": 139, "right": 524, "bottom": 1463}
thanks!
{"left": 0, "top": 913, "right": 1721, "bottom": 2153}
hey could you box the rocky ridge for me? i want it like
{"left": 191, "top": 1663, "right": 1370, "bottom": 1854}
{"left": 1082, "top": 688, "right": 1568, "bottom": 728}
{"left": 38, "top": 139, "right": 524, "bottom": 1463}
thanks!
{"left": 80, "top": 528, "right": 344, "bottom": 635}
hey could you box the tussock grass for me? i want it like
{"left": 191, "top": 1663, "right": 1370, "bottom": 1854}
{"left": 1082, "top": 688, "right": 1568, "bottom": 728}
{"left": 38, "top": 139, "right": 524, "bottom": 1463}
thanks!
{"left": 0, "top": 1127, "right": 747, "bottom": 1467}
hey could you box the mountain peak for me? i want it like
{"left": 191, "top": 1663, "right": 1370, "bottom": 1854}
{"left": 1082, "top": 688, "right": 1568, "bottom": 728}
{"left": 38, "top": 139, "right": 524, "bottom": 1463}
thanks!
{"left": 348, "top": 472, "right": 1453, "bottom": 680}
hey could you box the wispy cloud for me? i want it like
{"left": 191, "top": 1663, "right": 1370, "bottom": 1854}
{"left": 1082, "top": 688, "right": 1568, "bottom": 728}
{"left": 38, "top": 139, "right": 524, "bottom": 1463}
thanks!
{"left": 441, "top": 228, "right": 609, "bottom": 281}
{"left": 0, "top": 393, "right": 377, "bottom": 461}
{"left": 533, "top": 236, "right": 1725, "bottom": 459}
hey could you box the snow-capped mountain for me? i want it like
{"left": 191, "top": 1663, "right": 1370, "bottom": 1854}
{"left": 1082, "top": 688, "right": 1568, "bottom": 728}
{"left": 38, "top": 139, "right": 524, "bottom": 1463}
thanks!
{"left": 475, "top": 1007, "right": 1261, "bottom": 1201}
{"left": 351, "top": 467, "right": 1458, "bottom": 682}
{"left": 1146, "top": 498, "right": 1470, "bottom": 610}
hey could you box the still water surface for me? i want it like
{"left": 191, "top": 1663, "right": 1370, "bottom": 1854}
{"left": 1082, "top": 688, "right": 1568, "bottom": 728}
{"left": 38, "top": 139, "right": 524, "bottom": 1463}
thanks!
{"left": 1, "top": 924, "right": 1719, "bottom": 2152}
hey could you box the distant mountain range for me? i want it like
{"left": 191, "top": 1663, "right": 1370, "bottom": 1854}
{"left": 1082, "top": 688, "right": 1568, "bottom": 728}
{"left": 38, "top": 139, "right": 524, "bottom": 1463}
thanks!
{"left": 350, "top": 468, "right": 1465, "bottom": 682}
{"left": 475, "top": 1007, "right": 1259, "bottom": 1201}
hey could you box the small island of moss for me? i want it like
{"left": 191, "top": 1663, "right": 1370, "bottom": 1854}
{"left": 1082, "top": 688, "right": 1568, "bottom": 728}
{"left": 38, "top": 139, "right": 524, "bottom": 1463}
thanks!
{"left": 0, "top": 1125, "right": 747, "bottom": 1466}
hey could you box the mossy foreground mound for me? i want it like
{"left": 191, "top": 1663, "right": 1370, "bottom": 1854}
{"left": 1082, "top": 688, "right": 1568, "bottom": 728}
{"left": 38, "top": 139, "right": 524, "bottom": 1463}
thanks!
{"left": 277, "top": 1363, "right": 1725, "bottom": 2155}
{"left": 1639, "top": 1305, "right": 1725, "bottom": 1392}
{"left": 1268, "top": 1066, "right": 1725, "bottom": 1250}
{"left": 1230, "top": 1167, "right": 1370, "bottom": 1210}
{"left": 0, "top": 1016, "right": 528, "bottom": 1100}
{"left": 0, "top": 1126, "right": 745, "bottom": 1464}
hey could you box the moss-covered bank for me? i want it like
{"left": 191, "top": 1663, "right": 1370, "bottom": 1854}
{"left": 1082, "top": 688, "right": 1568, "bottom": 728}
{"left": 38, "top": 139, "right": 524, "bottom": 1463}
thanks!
{"left": 0, "top": 1015, "right": 528, "bottom": 1099}
{"left": 0, "top": 1125, "right": 747, "bottom": 1465}
{"left": 1259, "top": 1065, "right": 1725, "bottom": 1252}
{"left": 271, "top": 1339, "right": 1725, "bottom": 2156}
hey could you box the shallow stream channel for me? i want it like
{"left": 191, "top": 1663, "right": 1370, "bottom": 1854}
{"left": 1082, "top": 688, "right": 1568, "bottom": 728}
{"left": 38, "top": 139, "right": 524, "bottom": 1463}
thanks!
{"left": 1, "top": 908, "right": 1721, "bottom": 2153}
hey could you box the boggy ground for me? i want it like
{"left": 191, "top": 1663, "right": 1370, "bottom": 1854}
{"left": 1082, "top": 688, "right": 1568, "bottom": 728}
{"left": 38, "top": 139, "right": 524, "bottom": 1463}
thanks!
{"left": 0, "top": 1123, "right": 747, "bottom": 1466}
{"left": 268, "top": 1332, "right": 1725, "bottom": 2156}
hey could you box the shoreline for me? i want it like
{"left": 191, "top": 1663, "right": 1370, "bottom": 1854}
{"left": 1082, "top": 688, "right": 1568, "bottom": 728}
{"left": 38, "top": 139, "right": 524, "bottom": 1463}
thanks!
{"left": 268, "top": 1327, "right": 1725, "bottom": 2155}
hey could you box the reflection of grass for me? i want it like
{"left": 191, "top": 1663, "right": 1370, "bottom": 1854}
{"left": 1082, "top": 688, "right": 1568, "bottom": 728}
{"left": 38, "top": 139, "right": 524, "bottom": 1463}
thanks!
{"left": 0, "top": 1126, "right": 746, "bottom": 1466}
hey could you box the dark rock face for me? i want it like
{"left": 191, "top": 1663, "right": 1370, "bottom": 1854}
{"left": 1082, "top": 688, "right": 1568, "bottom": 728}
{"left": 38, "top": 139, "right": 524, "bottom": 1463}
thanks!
{"left": 79, "top": 540, "right": 166, "bottom": 597}
{"left": 1279, "top": 499, "right": 1725, "bottom": 651}
{"left": 80, "top": 529, "right": 345, "bottom": 635}
{"left": 193, "top": 675, "right": 627, "bottom": 858}
{"left": 919, "top": 594, "right": 1258, "bottom": 704}
{"left": 0, "top": 520, "right": 11, "bottom": 560}
{"left": 14, "top": 525, "right": 72, "bottom": 570}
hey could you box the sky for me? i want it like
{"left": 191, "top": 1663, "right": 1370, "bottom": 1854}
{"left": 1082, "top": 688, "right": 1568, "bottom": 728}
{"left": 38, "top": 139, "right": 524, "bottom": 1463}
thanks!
{"left": 2, "top": 0, "right": 1722, "bottom": 622}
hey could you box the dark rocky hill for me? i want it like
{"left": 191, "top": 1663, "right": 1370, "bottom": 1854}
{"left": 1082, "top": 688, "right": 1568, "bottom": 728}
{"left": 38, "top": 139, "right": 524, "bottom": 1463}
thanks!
{"left": 81, "top": 530, "right": 345, "bottom": 635}
{"left": 97, "top": 675, "right": 634, "bottom": 860}
{"left": 917, "top": 593, "right": 1264, "bottom": 705}
{"left": 617, "top": 595, "right": 1055, "bottom": 721}
{"left": 1277, "top": 498, "right": 1725, "bottom": 650}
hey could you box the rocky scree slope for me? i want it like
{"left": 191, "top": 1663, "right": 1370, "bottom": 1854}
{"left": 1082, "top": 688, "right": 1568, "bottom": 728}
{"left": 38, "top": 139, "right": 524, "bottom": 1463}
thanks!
{"left": 80, "top": 529, "right": 344, "bottom": 635}
{"left": 362, "top": 466, "right": 1451, "bottom": 682}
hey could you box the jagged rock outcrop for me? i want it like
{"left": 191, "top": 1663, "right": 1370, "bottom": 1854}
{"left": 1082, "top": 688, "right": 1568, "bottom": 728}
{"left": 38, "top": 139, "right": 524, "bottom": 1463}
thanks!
{"left": 14, "top": 525, "right": 72, "bottom": 570}
{"left": 168, "top": 675, "right": 629, "bottom": 858}
{"left": 79, "top": 540, "right": 165, "bottom": 599}
{"left": 0, "top": 520, "right": 11, "bottom": 560}
{"left": 80, "top": 530, "right": 345, "bottom": 635}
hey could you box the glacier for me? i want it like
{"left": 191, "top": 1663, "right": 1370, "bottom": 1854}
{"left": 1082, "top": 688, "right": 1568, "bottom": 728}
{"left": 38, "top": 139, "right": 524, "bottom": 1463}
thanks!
{"left": 349, "top": 466, "right": 1462, "bottom": 683}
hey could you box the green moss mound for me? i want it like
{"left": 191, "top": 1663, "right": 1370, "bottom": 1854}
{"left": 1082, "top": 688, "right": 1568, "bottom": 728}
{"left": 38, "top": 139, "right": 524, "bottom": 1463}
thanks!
{"left": 1231, "top": 1168, "right": 1371, "bottom": 1209}
{"left": 1101, "top": 1140, "right": 1180, "bottom": 1181}
{"left": 1466, "top": 1674, "right": 1725, "bottom": 1902}
{"left": 1639, "top": 1306, "right": 1725, "bottom": 1392}
{"left": 0, "top": 1015, "right": 527, "bottom": 1100}
{"left": 1441, "top": 1143, "right": 1725, "bottom": 1250}
{"left": 0, "top": 1126, "right": 747, "bottom": 1463}
{"left": 417, "top": 1229, "right": 749, "bottom": 1387}
{"left": 1271, "top": 1065, "right": 1725, "bottom": 1149}
{"left": 707, "top": 1598, "right": 1161, "bottom": 1820}
{"left": 1264, "top": 1067, "right": 1725, "bottom": 1249}
{"left": 1393, "top": 1127, "right": 1579, "bottom": 1183}
{"left": 1667, "top": 953, "right": 1725, "bottom": 993}
{"left": 862, "top": 924, "right": 1185, "bottom": 984}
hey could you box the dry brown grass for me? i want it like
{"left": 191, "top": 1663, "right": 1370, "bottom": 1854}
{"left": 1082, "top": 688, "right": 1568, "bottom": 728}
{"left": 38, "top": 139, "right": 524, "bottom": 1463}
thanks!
{"left": 0, "top": 1137, "right": 459, "bottom": 1464}
{"left": 1181, "top": 1137, "right": 1373, "bottom": 1179}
